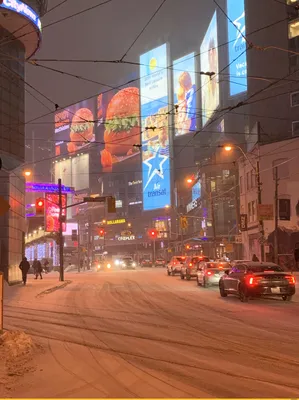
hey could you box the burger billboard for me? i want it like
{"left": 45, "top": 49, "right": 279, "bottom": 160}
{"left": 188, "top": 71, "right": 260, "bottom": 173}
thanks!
{"left": 55, "top": 98, "right": 96, "bottom": 156}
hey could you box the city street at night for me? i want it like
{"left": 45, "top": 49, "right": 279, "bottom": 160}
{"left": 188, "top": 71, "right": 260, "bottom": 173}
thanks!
{"left": 3, "top": 268, "right": 299, "bottom": 398}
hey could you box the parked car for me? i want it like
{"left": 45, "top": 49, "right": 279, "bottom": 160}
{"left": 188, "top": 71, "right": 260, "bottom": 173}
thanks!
{"left": 219, "top": 262, "right": 296, "bottom": 302}
{"left": 230, "top": 260, "right": 251, "bottom": 267}
{"left": 197, "top": 261, "right": 231, "bottom": 287}
{"left": 154, "top": 258, "right": 166, "bottom": 267}
{"left": 167, "top": 256, "right": 186, "bottom": 276}
{"left": 181, "top": 256, "right": 210, "bottom": 280}
{"left": 141, "top": 258, "right": 152, "bottom": 268}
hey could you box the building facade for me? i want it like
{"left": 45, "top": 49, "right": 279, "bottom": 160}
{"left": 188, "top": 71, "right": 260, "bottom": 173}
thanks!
{"left": 0, "top": 0, "right": 47, "bottom": 282}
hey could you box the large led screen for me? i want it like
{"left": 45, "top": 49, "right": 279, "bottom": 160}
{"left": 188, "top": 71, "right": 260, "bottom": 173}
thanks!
{"left": 54, "top": 154, "right": 89, "bottom": 191}
{"left": 55, "top": 98, "right": 96, "bottom": 156}
{"left": 173, "top": 53, "right": 197, "bottom": 136}
{"left": 97, "top": 87, "right": 141, "bottom": 172}
{"left": 192, "top": 181, "right": 201, "bottom": 201}
{"left": 200, "top": 12, "right": 219, "bottom": 127}
{"left": 45, "top": 193, "right": 66, "bottom": 233}
{"left": 227, "top": 0, "right": 247, "bottom": 96}
{"left": 140, "top": 44, "right": 171, "bottom": 211}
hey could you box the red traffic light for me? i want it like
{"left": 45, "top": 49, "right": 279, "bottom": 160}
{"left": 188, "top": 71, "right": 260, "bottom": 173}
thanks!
{"left": 35, "top": 198, "right": 45, "bottom": 216}
{"left": 98, "top": 227, "right": 105, "bottom": 237}
{"left": 148, "top": 229, "right": 158, "bottom": 239}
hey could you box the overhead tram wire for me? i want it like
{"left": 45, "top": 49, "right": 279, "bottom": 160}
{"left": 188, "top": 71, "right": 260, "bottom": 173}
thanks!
{"left": 120, "top": 0, "right": 167, "bottom": 61}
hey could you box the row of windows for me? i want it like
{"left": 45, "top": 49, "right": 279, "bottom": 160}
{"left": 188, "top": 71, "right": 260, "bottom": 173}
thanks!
{"left": 239, "top": 169, "right": 256, "bottom": 194}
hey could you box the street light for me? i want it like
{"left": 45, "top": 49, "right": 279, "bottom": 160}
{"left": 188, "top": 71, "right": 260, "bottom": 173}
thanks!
{"left": 24, "top": 170, "right": 32, "bottom": 178}
{"left": 128, "top": 222, "right": 132, "bottom": 228}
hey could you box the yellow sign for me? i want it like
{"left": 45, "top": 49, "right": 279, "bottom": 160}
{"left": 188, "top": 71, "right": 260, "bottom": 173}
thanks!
{"left": 258, "top": 204, "right": 274, "bottom": 221}
{"left": 180, "top": 216, "right": 188, "bottom": 230}
{"left": 107, "top": 218, "right": 126, "bottom": 225}
{"left": 0, "top": 196, "right": 10, "bottom": 217}
{"left": 225, "top": 243, "right": 234, "bottom": 253}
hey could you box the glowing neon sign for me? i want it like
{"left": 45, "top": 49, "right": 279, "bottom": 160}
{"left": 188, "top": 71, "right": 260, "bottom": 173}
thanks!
{"left": 26, "top": 182, "right": 74, "bottom": 194}
{"left": 0, "top": 0, "right": 42, "bottom": 32}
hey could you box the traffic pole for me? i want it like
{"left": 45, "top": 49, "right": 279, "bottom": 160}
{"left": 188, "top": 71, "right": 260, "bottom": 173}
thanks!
{"left": 274, "top": 167, "right": 279, "bottom": 264}
{"left": 58, "top": 179, "right": 64, "bottom": 282}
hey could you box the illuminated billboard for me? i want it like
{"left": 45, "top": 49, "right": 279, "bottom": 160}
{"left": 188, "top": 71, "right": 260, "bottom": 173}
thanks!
{"left": 55, "top": 98, "right": 96, "bottom": 156}
{"left": 0, "top": 0, "right": 42, "bottom": 32}
{"left": 54, "top": 154, "right": 89, "bottom": 191}
{"left": 173, "top": 53, "right": 197, "bottom": 136}
{"left": 98, "top": 87, "right": 141, "bottom": 171}
{"left": 140, "top": 44, "right": 171, "bottom": 211}
{"left": 192, "top": 181, "right": 201, "bottom": 201}
{"left": 227, "top": 0, "right": 247, "bottom": 96}
{"left": 200, "top": 12, "right": 219, "bottom": 126}
{"left": 45, "top": 193, "right": 67, "bottom": 233}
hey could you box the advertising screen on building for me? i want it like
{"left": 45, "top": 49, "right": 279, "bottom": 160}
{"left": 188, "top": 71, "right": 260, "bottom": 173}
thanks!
{"left": 227, "top": 0, "right": 247, "bottom": 96}
{"left": 55, "top": 98, "right": 96, "bottom": 156}
{"left": 45, "top": 193, "right": 66, "bottom": 233}
{"left": 54, "top": 154, "right": 89, "bottom": 191}
{"left": 140, "top": 43, "right": 171, "bottom": 211}
{"left": 200, "top": 12, "right": 219, "bottom": 126}
{"left": 173, "top": 53, "right": 197, "bottom": 136}
{"left": 97, "top": 86, "right": 141, "bottom": 173}
{"left": 192, "top": 181, "right": 201, "bottom": 201}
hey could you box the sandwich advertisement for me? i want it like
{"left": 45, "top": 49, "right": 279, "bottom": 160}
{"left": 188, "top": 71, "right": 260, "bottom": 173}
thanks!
{"left": 54, "top": 98, "right": 96, "bottom": 156}
{"left": 173, "top": 53, "right": 197, "bottom": 136}
{"left": 200, "top": 11, "right": 220, "bottom": 127}
{"left": 140, "top": 43, "right": 171, "bottom": 211}
{"left": 227, "top": 0, "right": 247, "bottom": 96}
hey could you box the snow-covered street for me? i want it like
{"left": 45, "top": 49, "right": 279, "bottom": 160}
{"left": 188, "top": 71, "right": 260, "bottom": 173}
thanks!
{"left": 2, "top": 268, "right": 299, "bottom": 398}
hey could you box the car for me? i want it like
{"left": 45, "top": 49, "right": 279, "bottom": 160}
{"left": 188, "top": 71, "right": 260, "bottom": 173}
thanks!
{"left": 230, "top": 260, "right": 251, "bottom": 267}
{"left": 96, "top": 259, "right": 114, "bottom": 272}
{"left": 154, "top": 258, "right": 166, "bottom": 267}
{"left": 120, "top": 257, "right": 136, "bottom": 270}
{"left": 141, "top": 258, "right": 152, "bottom": 267}
{"left": 181, "top": 256, "right": 210, "bottom": 280}
{"left": 219, "top": 262, "right": 296, "bottom": 302}
{"left": 167, "top": 256, "right": 186, "bottom": 276}
{"left": 197, "top": 261, "right": 231, "bottom": 287}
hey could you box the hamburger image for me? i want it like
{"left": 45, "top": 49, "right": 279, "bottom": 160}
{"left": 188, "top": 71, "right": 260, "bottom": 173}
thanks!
{"left": 104, "top": 87, "right": 140, "bottom": 156}
{"left": 69, "top": 108, "right": 94, "bottom": 150}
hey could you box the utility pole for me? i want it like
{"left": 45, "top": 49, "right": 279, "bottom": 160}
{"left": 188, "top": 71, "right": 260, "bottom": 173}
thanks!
{"left": 58, "top": 179, "right": 64, "bottom": 282}
{"left": 274, "top": 166, "right": 279, "bottom": 264}
{"left": 257, "top": 160, "right": 265, "bottom": 261}
{"left": 210, "top": 192, "right": 217, "bottom": 259}
{"left": 77, "top": 213, "right": 80, "bottom": 273}
{"left": 234, "top": 173, "right": 241, "bottom": 260}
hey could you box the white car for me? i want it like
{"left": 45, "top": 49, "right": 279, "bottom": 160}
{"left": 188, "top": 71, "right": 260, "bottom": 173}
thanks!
{"left": 197, "top": 261, "right": 231, "bottom": 288}
{"left": 167, "top": 256, "right": 186, "bottom": 276}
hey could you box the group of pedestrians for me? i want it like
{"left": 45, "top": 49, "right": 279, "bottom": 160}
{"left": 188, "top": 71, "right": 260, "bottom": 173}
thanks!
{"left": 19, "top": 257, "right": 49, "bottom": 285}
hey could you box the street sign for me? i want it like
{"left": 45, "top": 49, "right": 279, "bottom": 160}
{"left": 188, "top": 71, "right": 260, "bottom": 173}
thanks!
{"left": 235, "top": 235, "right": 242, "bottom": 244}
{"left": 225, "top": 243, "right": 234, "bottom": 253}
{"left": 258, "top": 204, "right": 274, "bottom": 221}
{"left": 240, "top": 214, "right": 248, "bottom": 231}
{"left": 84, "top": 196, "right": 105, "bottom": 203}
{"left": 180, "top": 216, "right": 188, "bottom": 230}
{"left": 0, "top": 196, "right": 10, "bottom": 217}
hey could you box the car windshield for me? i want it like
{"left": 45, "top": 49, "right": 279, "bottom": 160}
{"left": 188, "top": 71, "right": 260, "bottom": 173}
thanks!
{"left": 175, "top": 257, "right": 185, "bottom": 262}
{"left": 247, "top": 265, "right": 284, "bottom": 273}
{"left": 123, "top": 258, "right": 133, "bottom": 262}
{"left": 206, "top": 263, "right": 228, "bottom": 268}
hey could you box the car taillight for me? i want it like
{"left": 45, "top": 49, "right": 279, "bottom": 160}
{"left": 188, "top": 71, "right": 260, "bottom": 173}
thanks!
{"left": 207, "top": 271, "right": 213, "bottom": 275}
{"left": 247, "top": 276, "right": 262, "bottom": 286}
{"left": 286, "top": 275, "right": 296, "bottom": 285}
{"left": 189, "top": 262, "right": 192, "bottom": 267}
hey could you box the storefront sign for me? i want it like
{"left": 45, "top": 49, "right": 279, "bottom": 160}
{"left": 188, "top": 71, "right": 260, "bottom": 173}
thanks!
{"left": 258, "top": 204, "right": 274, "bottom": 221}
{"left": 128, "top": 180, "right": 142, "bottom": 186}
{"left": 118, "top": 235, "right": 135, "bottom": 241}
{"left": 186, "top": 199, "right": 198, "bottom": 213}
{"left": 107, "top": 218, "right": 126, "bottom": 225}
{"left": 1, "top": 0, "right": 42, "bottom": 32}
{"left": 240, "top": 214, "right": 248, "bottom": 231}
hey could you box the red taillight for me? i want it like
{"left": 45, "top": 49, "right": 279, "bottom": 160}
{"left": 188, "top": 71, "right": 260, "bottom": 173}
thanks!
{"left": 286, "top": 275, "right": 296, "bottom": 285}
{"left": 189, "top": 262, "right": 192, "bottom": 267}
{"left": 207, "top": 271, "right": 213, "bottom": 275}
{"left": 247, "top": 276, "right": 262, "bottom": 286}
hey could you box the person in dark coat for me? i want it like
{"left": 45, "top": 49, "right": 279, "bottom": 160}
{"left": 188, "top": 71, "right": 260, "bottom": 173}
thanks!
{"left": 252, "top": 254, "right": 259, "bottom": 262}
{"left": 19, "top": 257, "right": 30, "bottom": 285}
{"left": 33, "top": 258, "right": 43, "bottom": 279}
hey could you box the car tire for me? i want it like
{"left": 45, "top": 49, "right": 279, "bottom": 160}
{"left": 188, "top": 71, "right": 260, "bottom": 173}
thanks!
{"left": 186, "top": 274, "right": 191, "bottom": 281}
{"left": 282, "top": 295, "right": 292, "bottom": 302}
{"left": 197, "top": 277, "right": 201, "bottom": 286}
{"left": 167, "top": 270, "right": 171, "bottom": 276}
{"left": 239, "top": 285, "right": 249, "bottom": 302}
{"left": 171, "top": 270, "right": 175, "bottom": 276}
{"left": 202, "top": 277, "right": 207, "bottom": 288}
{"left": 219, "top": 282, "right": 227, "bottom": 297}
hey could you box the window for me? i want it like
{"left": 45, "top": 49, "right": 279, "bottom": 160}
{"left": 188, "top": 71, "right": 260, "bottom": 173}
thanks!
{"left": 246, "top": 172, "right": 251, "bottom": 190}
{"left": 248, "top": 202, "right": 252, "bottom": 222}
{"left": 289, "top": 19, "right": 299, "bottom": 39}
{"left": 291, "top": 91, "right": 299, "bottom": 107}
{"left": 252, "top": 201, "right": 257, "bottom": 222}
{"left": 240, "top": 176, "right": 243, "bottom": 194}
{"left": 279, "top": 199, "right": 291, "bottom": 220}
{"left": 251, "top": 170, "right": 256, "bottom": 188}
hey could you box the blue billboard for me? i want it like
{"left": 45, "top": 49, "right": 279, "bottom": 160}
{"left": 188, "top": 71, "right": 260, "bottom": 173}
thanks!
{"left": 140, "top": 44, "right": 171, "bottom": 211}
{"left": 173, "top": 53, "right": 197, "bottom": 136}
{"left": 227, "top": 0, "right": 247, "bottom": 96}
{"left": 192, "top": 181, "right": 201, "bottom": 201}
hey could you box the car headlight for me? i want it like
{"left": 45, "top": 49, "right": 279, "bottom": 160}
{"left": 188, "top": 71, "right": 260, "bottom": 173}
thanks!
{"left": 107, "top": 264, "right": 111, "bottom": 268}
{"left": 97, "top": 265, "right": 101, "bottom": 269}
{"left": 115, "top": 260, "right": 119, "bottom": 265}
{"left": 132, "top": 262, "right": 136, "bottom": 267}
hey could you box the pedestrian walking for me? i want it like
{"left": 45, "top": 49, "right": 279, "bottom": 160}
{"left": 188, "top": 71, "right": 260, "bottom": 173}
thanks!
{"left": 33, "top": 258, "right": 43, "bottom": 279}
{"left": 19, "top": 257, "right": 30, "bottom": 285}
{"left": 43, "top": 259, "right": 49, "bottom": 274}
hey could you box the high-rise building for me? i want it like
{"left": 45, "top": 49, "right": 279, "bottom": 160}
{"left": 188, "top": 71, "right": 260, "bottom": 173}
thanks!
{"left": 0, "top": 0, "right": 47, "bottom": 283}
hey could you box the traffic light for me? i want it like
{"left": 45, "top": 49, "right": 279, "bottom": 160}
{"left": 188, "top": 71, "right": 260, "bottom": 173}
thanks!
{"left": 99, "top": 228, "right": 105, "bottom": 237}
{"left": 148, "top": 229, "right": 158, "bottom": 239}
{"left": 107, "top": 196, "right": 116, "bottom": 213}
{"left": 35, "top": 198, "right": 45, "bottom": 216}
